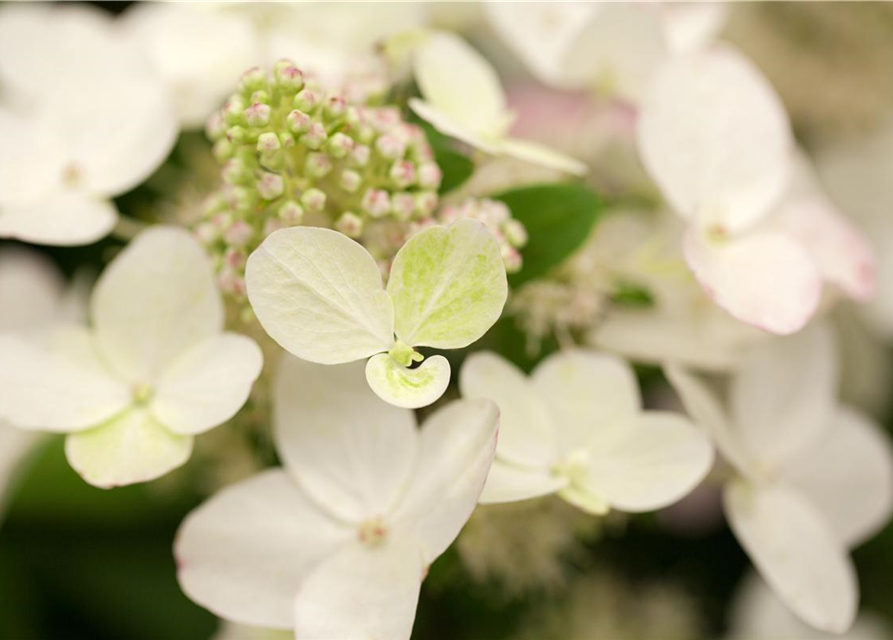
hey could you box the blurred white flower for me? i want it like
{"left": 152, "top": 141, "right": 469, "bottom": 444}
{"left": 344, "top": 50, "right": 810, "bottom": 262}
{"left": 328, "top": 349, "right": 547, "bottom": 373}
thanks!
{"left": 0, "top": 4, "right": 178, "bottom": 246}
{"left": 668, "top": 323, "right": 893, "bottom": 633}
{"left": 460, "top": 349, "right": 713, "bottom": 515}
{"left": 176, "top": 356, "right": 498, "bottom": 640}
{"left": 408, "top": 32, "right": 587, "bottom": 176}
{"left": 638, "top": 46, "right": 874, "bottom": 334}
{"left": 245, "top": 220, "right": 507, "bottom": 408}
{"left": 727, "top": 572, "right": 892, "bottom": 640}
{"left": 214, "top": 620, "right": 291, "bottom": 640}
{"left": 121, "top": 3, "right": 262, "bottom": 128}
{"left": 0, "top": 227, "right": 263, "bottom": 488}
{"left": 485, "top": 1, "right": 727, "bottom": 103}
{"left": 588, "top": 211, "right": 766, "bottom": 371}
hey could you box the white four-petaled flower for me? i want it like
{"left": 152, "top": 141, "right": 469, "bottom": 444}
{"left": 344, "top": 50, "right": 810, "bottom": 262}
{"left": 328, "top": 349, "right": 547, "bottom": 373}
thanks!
{"left": 637, "top": 46, "right": 875, "bottom": 334}
{"left": 408, "top": 31, "right": 588, "bottom": 176}
{"left": 0, "top": 227, "right": 263, "bottom": 488}
{"left": 176, "top": 356, "right": 499, "bottom": 640}
{"left": 246, "top": 218, "right": 507, "bottom": 409}
{"left": 460, "top": 349, "right": 714, "bottom": 515}
{"left": 668, "top": 323, "right": 893, "bottom": 633}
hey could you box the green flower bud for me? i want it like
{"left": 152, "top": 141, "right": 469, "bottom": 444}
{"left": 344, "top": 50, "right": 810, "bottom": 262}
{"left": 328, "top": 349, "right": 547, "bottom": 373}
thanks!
{"left": 335, "top": 211, "right": 363, "bottom": 238}
{"left": 273, "top": 60, "right": 304, "bottom": 94}
{"left": 238, "top": 66, "right": 267, "bottom": 96}
{"left": 327, "top": 132, "right": 354, "bottom": 158}
{"left": 257, "top": 172, "right": 285, "bottom": 200}
{"left": 278, "top": 200, "right": 304, "bottom": 224}
{"left": 294, "top": 88, "right": 319, "bottom": 113}
{"left": 305, "top": 152, "right": 333, "bottom": 178}
{"left": 213, "top": 139, "right": 235, "bottom": 163}
{"left": 301, "top": 122, "right": 327, "bottom": 150}
{"left": 301, "top": 188, "right": 326, "bottom": 213}
{"left": 245, "top": 102, "right": 271, "bottom": 127}
{"left": 340, "top": 170, "right": 361, "bottom": 193}
{"left": 287, "top": 110, "right": 311, "bottom": 135}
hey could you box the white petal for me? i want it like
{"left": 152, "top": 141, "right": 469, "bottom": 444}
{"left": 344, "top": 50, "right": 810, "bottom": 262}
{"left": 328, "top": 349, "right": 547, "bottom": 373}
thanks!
{"left": 557, "top": 483, "right": 611, "bottom": 516}
{"left": 561, "top": 3, "right": 668, "bottom": 103}
{"left": 784, "top": 407, "right": 893, "bottom": 548}
{"left": 0, "top": 191, "right": 118, "bottom": 247}
{"left": 532, "top": 349, "right": 640, "bottom": 456}
{"left": 0, "top": 247, "right": 64, "bottom": 332}
{"left": 408, "top": 98, "right": 500, "bottom": 154}
{"left": 724, "top": 480, "right": 858, "bottom": 634}
{"left": 0, "top": 330, "right": 128, "bottom": 432}
{"left": 65, "top": 407, "right": 192, "bottom": 488}
{"left": 389, "top": 219, "right": 507, "bottom": 349}
{"left": 730, "top": 322, "right": 837, "bottom": 469}
{"left": 294, "top": 538, "right": 423, "bottom": 640}
{"left": 274, "top": 357, "right": 417, "bottom": 523}
{"left": 662, "top": 2, "right": 729, "bottom": 55}
{"left": 682, "top": 227, "right": 822, "bottom": 335}
{"left": 484, "top": 1, "right": 597, "bottom": 88}
{"left": 460, "top": 351, "right": 556, "bottom": 468}
{"left": 500, "top": 137, "right": 588, "bottom": 176}
{"left": 176, "top": 469, "right": 352, "bottom": 629}
{"left": 151, "top": 334, "right": 263, "bottom": 435}
{"left": 664, "top": 363, "right": 752, "bottom": 476}
{"left": 412, "top": 31, "right": 507, "bottom": 137}
{"left": 245, "top": 226, "right": 394, "bottom": 365}
{"left": 365, "top": 353, "right": 451, "bottom": 410}
{"left": 0, "top": 108, "right": 66, "bottom": 206}
{"left": 120, "top": 3, "right": 262, "bottom": 128}
{"left": 392, "top": 398, "right": 499, "bottom": 564}
{"left": 0, "top": 424, "right": 42, "bottom": 513}
{"left": 774, "top": 169, "right": 875, "bottom": 301}
{"left": 584, "top": 412, "right": 714, "bottom": 512}
{"left": 637, "top": 47, "right": 792, "bottom": 232}
{"left": 48, "top": 75, "right": 178, "bottom": 198}
{"left": 478, "top": 460, "right": 566, "bottom": 504}
{"left": 92, "top": 226, "right": 223, "bottom": 383}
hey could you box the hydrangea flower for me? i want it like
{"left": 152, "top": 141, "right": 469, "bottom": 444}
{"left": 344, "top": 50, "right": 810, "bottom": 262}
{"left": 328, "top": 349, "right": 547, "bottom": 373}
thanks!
{"left": 246, "top": 219, "right": 507, "bottom": 408}
{"left": 0, "top": 4, "right": 178, "bottom": 246}
{"left": 408, "top": 32, "right": 587, "bottom": 176}
{"left": 176, "top": 356, "right": 499, "bottom": 640}
{"left": 667, "top": 323, "right": 893, "bottom": 633}
{"left": 460, "top": 349, "right": 714, "bottom": 515}
{"left": 121, "top": 3, "right": 262, "bottom": 128}
{"left": 484, "top": 1, "right": 727, "bottom": 103}
{"left": 727, "top": 572, "right": 892, "bottom": 640}
{"left": 637, "top": 46, "right": 874, "bottom": 334}
{"left": 0, "top": 227, "right": 263, "bottom": 488}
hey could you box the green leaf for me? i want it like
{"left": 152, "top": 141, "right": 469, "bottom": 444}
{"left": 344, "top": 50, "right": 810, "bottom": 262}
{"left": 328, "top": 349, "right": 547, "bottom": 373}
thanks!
{"left": 493, "top": 183, "right": 602, "bottom": 287}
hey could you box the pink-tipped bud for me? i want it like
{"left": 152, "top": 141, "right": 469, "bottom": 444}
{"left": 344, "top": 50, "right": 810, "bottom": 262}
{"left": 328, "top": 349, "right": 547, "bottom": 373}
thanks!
{"left": 286, "top": 110, "right": 311, "bottom": 135}
{"left": 375, "top": 134, "right": 406, "bottom": 160}
{"left": 222, "top": 97, "right": 247, "bottom": 126}
{"left": 417, "top": 162, "right": 442, "bottom": 190}
{"left": 325, "top": 95, "right": 347, "bottom": 120}
{"left": 194, "top": 221, "right": 219, "bottom": 245}
{"left": 273, "top": 60, "right": 304, "bottom": 94}
{"left": 224, "top": 247, "right": 248, "bottom": 270}
{"left": 206, "top": 111, "right": 226, "bottom": 141}
{"left": 388, "top": 160, "right": 416, "bottom": 189}
{"left": 305, "top": 152, "right": 332, "bottom": 178}
{"left": 362, "top": 188, "right": 391, "bottom": 218}
{"left": 256, "top": 172, "right": 285, "bottom": 200}
{"left": 293, "top": 88, "right": 319, "bottom": 113}
{"left": 224, "top": 220, "right": 254, "bottom": 247}
{"left": 257, "top": 132, "right": 281, "bottom": 154}
{"left": 370, "top": 107, "right": 400, "bottom": 133}
{"left": 301, "top": 122, "right": 327, "bottom": 150}
{"left": 245, "top": 102, "right": 271, "bottom": 127}
{"left": 349, "top": 144, "right": 370, "bottom": 168}
{"left": 238, "top": 66, "right": 267, "bottom": 95}
{"left": 278, "top": 200, "right": 304, "bottom": 224}
{"left": 327, "top": 132, "right": 354, "bottom": 158}
{"left": 301, "top": 188, "right": 326, "bottom": 213}
{"left": 503, "top": 219, "right": 528, "bottom": 248}
{"left": 391, "top": 193, "right": 415, "bottom": 221}
{"left": 222, "top": 159, "right": 251, "bottom": 185}
{"left": 340, "top": 170, "right": 362, "bottom": 193}
{"left": 414, "top": 191, "right": 438, "bottom": 217}
{"left": 335, "top": 211, "right": 364, "bottom": 238}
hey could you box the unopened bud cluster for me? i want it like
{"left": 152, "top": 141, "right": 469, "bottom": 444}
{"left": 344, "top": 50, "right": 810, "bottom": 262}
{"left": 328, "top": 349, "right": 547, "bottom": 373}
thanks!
{"left": 195, "top": 60, "right": 443, "bottom": 300}
{"left": 415, "top": 198, "right": 527, "bottom": 273}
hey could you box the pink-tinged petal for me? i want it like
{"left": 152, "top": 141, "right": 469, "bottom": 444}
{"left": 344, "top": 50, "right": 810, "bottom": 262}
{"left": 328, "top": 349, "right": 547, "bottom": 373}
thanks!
{"left": 775, "top": 190, "right": 875, "bottom": 302}
{"left": 683, "top": 227, "right": 822, "bottom": 335}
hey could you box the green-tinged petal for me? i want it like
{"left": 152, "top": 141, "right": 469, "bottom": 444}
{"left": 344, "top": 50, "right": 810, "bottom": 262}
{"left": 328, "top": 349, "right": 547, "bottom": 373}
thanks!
{"left": 365, "top": 353, "right": 450, "bottom": 409}
{"left": 388, "top": 219, "right": 507, "bottom": 349}
{"left": 246, "top": 226, "right": 395, "bottom": 365}
{"left": 558, "top": 482, "right": 610, "bottom": 516}
{"left": 64, "top": 407, "right": 192, "bottom": 488}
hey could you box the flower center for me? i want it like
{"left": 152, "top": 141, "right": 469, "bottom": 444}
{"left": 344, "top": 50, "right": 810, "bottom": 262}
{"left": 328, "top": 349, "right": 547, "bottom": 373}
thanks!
{"left": 388, "top": 340, "right": 423, "bottom": 368}
{"left": 551, "top": 449, "right": 591, "bottom": 485}
{"left": 358, "top": 518, "right": 387, "bottom": 547}
{"left": 131, "top": 383, "right": 153, "bottom": 405}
